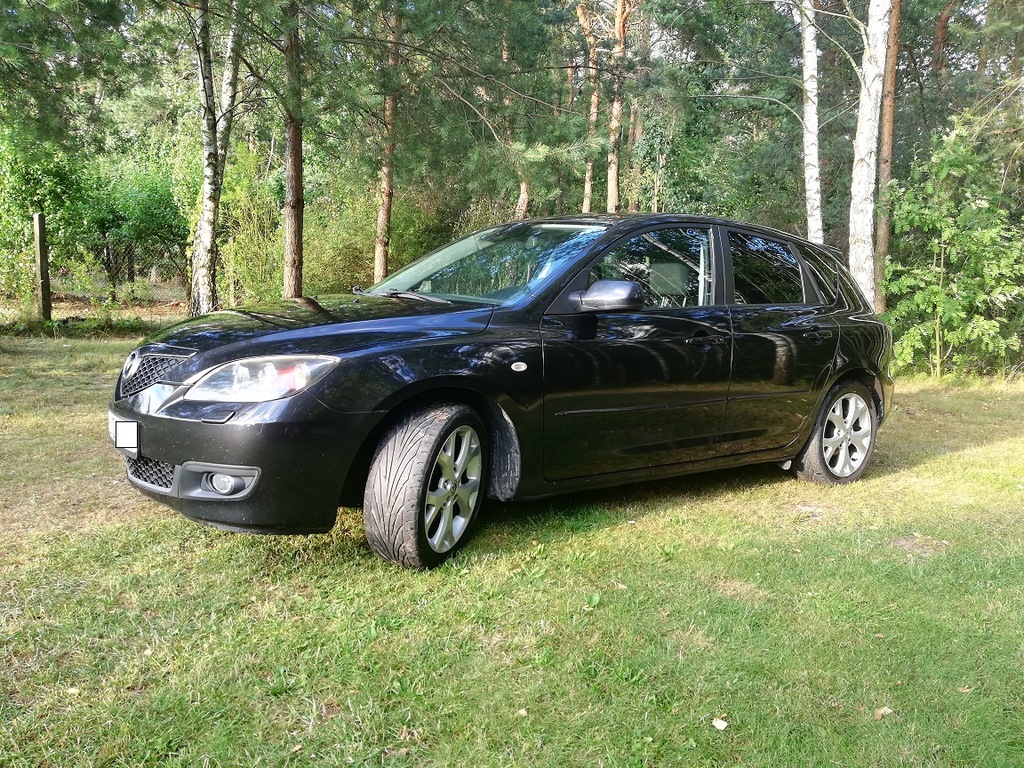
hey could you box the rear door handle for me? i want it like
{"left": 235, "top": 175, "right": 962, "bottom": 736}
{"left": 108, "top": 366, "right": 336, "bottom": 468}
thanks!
{"left": 803, "top": 329, "right": 834, "bottom": 340}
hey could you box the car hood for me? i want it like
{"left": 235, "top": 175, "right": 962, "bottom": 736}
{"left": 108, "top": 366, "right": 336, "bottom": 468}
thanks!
{"left": 140, "top": 294, "right": 495, "bottom": 380}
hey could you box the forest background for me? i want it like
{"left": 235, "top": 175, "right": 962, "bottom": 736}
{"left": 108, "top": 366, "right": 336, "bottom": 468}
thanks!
{"left": 1, "top": 0, "right": 1022, "bottom": 377}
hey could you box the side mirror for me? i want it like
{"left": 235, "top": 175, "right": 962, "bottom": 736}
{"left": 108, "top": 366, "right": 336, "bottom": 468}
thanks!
{"left": 576, "top": 280, "right": 645, "bottom": 312}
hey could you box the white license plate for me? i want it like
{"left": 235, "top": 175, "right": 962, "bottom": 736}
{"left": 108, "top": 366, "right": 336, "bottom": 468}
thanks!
{"left": 109, "top": 411, "right": 140, "bottom": 457}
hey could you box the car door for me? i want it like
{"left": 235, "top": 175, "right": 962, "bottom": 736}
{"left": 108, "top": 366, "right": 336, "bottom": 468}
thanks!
{"left": 541, "top": 225, "right": 733, "bottom": 481}
{"left": 720, "top": 227, "right": 840, "bottom": 453}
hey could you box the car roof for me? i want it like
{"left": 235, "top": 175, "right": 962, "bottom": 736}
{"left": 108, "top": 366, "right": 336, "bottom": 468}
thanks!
{"left": 518, "top": 213, "right": 845, "bottom": 260}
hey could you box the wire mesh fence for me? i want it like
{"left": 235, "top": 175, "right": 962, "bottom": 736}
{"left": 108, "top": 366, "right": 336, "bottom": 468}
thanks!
{"left": 1, "top": 240, "right": 191, "bottom": 327}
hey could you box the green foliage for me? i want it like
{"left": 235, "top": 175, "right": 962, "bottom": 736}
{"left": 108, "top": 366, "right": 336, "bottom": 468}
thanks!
{"left": 302, "top": 183, "right": 461, "bottom": 295}
{"left": 0, "top": 246, "right": 33, "bottom": 299}
{"left": 219, "top": 147, "right": 463, "bottom": 302}
{"left": 0, "top": 132, "right": 99, "bottom": 297}
{"left": 218, "top": 145, "right": 284, "bottom": 304}
{"left": 0, "top": 0, "right": 126, "bottom": 141}
{"left": 91, "top": 157, "right": 191, "bottom": 295}
{"left": 886, "top": 126, "right": 1024, "bottom": 376}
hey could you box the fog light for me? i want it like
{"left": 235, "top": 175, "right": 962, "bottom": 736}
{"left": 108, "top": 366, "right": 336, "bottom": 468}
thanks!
{"left": 208, "top": 473, "right": 245, "bottom": 495}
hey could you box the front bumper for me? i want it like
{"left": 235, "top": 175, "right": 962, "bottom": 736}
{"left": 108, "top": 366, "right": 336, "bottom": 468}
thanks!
{"left": 110, "top": 392, "right": 381, "bottom": 534}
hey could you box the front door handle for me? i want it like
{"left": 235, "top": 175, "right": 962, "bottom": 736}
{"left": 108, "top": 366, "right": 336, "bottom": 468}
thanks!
{"left": 685, "top": 334, "right": 727, "bottom": 346}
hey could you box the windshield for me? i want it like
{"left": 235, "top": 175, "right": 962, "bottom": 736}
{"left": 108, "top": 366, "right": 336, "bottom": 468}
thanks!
{"left": 368, "top": 222, "right": 607, "bottom": 305}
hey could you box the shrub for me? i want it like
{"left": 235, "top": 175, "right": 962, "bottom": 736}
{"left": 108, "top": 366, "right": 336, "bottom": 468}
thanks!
{"left": 886, "top": 126, "right": 1024, "bottom": 376}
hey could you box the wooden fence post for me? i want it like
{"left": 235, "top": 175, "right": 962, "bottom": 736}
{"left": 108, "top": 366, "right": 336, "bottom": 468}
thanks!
{"left": 34, "top": 212, "right": 52, "bottom": 322}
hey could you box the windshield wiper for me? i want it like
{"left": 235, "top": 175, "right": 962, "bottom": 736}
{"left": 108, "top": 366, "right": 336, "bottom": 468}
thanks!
{"left": 373, "top": 289, "right": 452, "bottom": 304}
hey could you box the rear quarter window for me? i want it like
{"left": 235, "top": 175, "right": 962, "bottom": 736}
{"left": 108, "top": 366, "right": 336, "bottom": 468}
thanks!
{"left": 794, "top": 242, "right": 840, "bottom": 305}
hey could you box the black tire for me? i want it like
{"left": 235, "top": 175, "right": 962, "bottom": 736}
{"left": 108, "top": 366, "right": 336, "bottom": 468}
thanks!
{"left": 793, "top": 380, "right": 877, "bottom": 485}
{"left": 363, "top": 404, "right": 487, "bottom": 568}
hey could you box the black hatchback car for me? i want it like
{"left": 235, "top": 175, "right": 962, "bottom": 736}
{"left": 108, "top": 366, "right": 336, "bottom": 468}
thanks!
{"left": 109, "top": 215, "right": 893, "bottom": 567}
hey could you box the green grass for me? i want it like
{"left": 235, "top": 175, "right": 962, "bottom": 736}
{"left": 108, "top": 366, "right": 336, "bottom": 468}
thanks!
{"left": 3, "top": 337, "right": 1024, "bottom": 766}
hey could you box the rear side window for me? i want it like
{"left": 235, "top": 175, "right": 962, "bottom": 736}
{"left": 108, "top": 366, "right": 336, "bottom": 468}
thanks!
{"left": 728, "top": 231, "right": 805, "bottom": 305}
{"left": 794, "top": 242, "right": 839, "bottom": 304}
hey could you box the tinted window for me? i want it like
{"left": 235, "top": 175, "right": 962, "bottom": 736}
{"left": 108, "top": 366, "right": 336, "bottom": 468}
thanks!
{"left": 794, "top": 242, "right": 839, "bottom": 304}
{"left": 728, "top": 231, "right": 805, "bottom": 305}
{"left": 590, "top": 227, "right": 712, "bottom": 308}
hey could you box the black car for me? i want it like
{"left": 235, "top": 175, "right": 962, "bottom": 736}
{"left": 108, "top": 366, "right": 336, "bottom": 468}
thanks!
{"left": 109, "top": 215, "right": 894, "bottom": 568}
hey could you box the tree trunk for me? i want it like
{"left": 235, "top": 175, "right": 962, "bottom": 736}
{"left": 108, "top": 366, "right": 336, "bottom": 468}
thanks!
{"left": 576, "top": 1, "right": 600, "bottom": 214}
{"left": 606, "top": 0, "right": 634, "bottom": 214}
{"left": 976, "top": 0, "right": 992, "bottom": 73}
{"left": 930, "top": 0, "right": 956, "bottom": 75}
{"left": 282, "top": 0, "right": 303, "bottom": 299}
{"left": 565, "top": 59, "right": 575, "bottom": 109}
{"left": 188, "top": 0, "right": 221, "bottom": 316}
{"left": 373, "top": 13, "right": 402, "bottom": 285}
{"left": 625, "top": 100, "right": 641, "bottom": 212}
{"left": 187, "top": 0, "right": 242, "bottom": 318}
{"left": 874, "top": 0, "right": 901, "bottom": 313}
{"left": 606, "top": 85, "right": 623, "bottom": 213}
{"left": 800, "top": 0, "right": 824, "bottom": 244}
{"left": 103, "top": 237, "right": 117, "bottom": 303}
{"left": 652, "top": 152, "right": 664, "bottom": 213}
{"left": 514, "top": 178, "right": 530, "bottom": 220}
{"left": 848, "top": 0, "right": 892, "bottom": 311}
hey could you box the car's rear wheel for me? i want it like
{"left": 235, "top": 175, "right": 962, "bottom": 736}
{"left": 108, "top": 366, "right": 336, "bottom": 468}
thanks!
{"left": 363, "top": 404, "right": 486, "bottom": 568}
{"left": 793, "top": 380, "right": 877, "bottom": 484}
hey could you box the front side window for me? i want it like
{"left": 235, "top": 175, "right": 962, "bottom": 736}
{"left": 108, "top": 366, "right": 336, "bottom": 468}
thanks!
{"left": 728, "top": 231, "right": 805, "bottom": 305}
{"left": 589, "top": 227, "right": 713, "bottom": 308}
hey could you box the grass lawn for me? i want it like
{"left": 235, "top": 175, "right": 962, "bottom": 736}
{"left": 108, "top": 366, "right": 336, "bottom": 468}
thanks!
{"left": 3, "top": 336, "right": 1024, "bottom": 767}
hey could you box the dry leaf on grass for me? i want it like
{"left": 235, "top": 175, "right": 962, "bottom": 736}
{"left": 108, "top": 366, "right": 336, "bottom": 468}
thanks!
{"left": 874, "top": 706, "right": 894, "bottom": 721}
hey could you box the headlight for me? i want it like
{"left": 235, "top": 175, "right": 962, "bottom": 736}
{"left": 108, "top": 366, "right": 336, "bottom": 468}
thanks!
{"left": 183, "top": 355, "right": 338, "bottom": 402}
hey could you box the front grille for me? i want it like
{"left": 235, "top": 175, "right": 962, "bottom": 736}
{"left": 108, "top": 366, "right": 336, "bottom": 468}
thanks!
{"left": 126, "top": 455, "right": 176, "bottom": 489}
{"left": 121, "top": 354, "right": 188, "bottom": 397}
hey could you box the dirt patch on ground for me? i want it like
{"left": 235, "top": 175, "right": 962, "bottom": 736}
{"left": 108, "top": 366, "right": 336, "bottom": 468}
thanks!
{"left": 713, "top": 578, "right": 771, "bottom": 604}
{"left": 0, "top": 336, "right": 170, "bottom": 551}
{"left": 0, "top": 463, "right": 166, "bottom": 552}
{"left": 891, "top": 533, "right": 949, "bottom": 557}
{"left": 668, "top": 624, "right": 719, "bottom": 657}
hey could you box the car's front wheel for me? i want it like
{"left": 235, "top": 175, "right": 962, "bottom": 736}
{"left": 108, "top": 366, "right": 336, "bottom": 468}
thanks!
{"left": 363, "top": 404, "right": 487, "bottom": 568}
{"left": 794, "top": 380, "right": 877, "bottom": 484}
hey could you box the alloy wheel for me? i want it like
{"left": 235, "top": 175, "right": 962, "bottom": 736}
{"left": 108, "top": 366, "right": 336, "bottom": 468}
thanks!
{"left": 423, "top": 425, "right": 482, "bottom": 553}
{"left": 821, "top": 392, "right": 873, "bottom": 478}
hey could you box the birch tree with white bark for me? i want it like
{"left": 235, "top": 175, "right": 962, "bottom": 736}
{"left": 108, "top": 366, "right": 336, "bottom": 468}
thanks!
{"left": 281, "top": 0, "right": 303, "bottom": 299}
{"left": 798, "top": 0, "right": 824, "bottom": 244}
{"left": 576, "top": 0, "right": 600, "bottom": 214}
{"left": 185, "top": 0, "right": 243, "bottom": 317}
{"left": 848, "top": 0, "right": 892, "bottom": 310}
{"left": 372, "top": 12, "right": 402, "bottom": 283}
